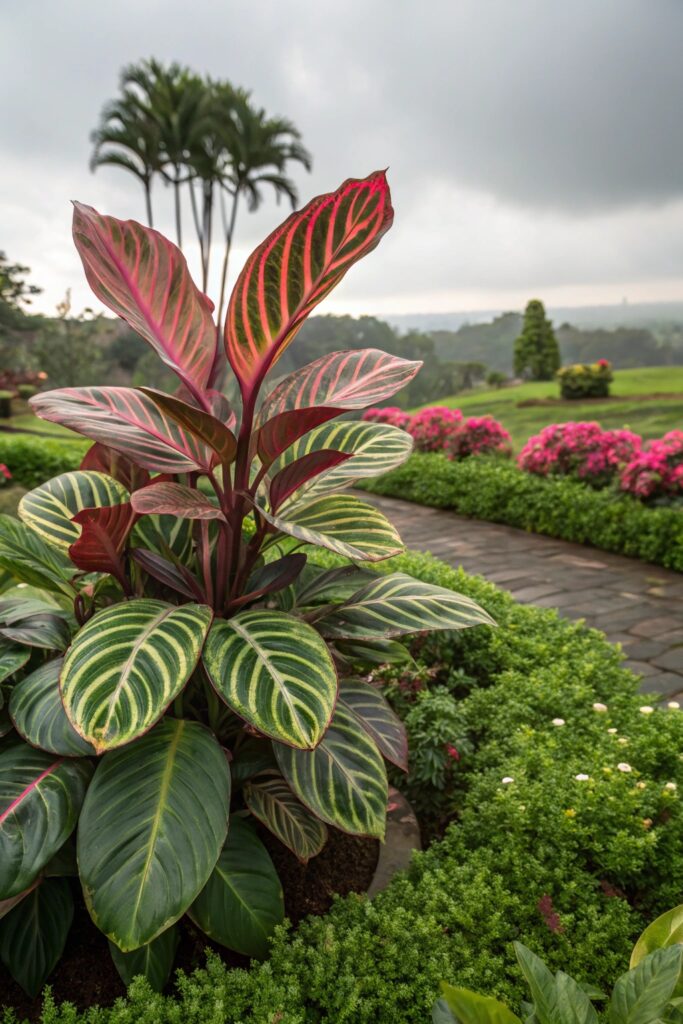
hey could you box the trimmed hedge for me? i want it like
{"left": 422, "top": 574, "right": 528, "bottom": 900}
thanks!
{"left": 0, "top": 435, "right": 87, "bottom": 489}
{"left": 359, "top": 453, "right": 683, "bottom": 571}
{"left": 6, "top": 549, "right": 683, "bottom": 1023}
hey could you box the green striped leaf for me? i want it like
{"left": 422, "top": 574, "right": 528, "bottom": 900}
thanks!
{"left": 244, "top": 771, "right": 327, "bottom": 862}
{"left": 0, "top": 644, "right": 30, "bottom": 685}
{"left": 0, "top": 599, "right": 71, "bottom": 651}
{"left": 335, "top": 638, "right": 415, "bottom": 670}
{"left": 0, "top": 878, "right": 74, "bottom": 997}
{"left": 272, "top": 420, "right": 413, "bottom": 506}
{"left": 0, "top": 515, "right": 75, "bottom": 597}
{"left": 259, "top": 348, "right": 422, "bottom": 421}
{"left": 0, "top": 743, "right": 92, "bottom": 899}
{"left": 261, "top": 495, "right": 404, "bottom": 563}
{"left": 109, "top": 925, "right": 179, "bottom": 992}
{"left": 19, "top": 471, "right": 129, "bottom": 550}
{"left": 338, "top": 679, "right": 408, "bottom": 771}
{"left": 203, "top": 611, "right": 336, "bottom": 749}
{"left": 61, "top": 599, "right": 213, "bottom": 753}
{"left": 275, "top": 702, "right": 388, "bottom": 838}
{"left": 316, "top": 572, "right": 496, "bottom": 639}
{"left": 226, "top": 172, "right": 393, "bottom": 393}
{"left": 10, "top": 659, "right": 96, "bottom": 757}
{"left": 132, "top": 512, "right": 194, "bottom": 564}
{"left": 190, "top": 815, "right": 284, "bottom": 959}
{"left": 78, "top": 718, "right": 230, "bottom": 951}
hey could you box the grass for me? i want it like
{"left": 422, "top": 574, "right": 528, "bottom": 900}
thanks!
{"left": 0, "top": 487, "right": 26, "bottom": 516}
{"left": 426, "top": 367, "right": 683, "bottom": 449}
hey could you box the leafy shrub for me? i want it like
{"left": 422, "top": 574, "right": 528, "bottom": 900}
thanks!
{"left": 517, "top": 421, "right": 641, "bottom": 487}
{"left": 557, "top": 358, "right": 612, "bottom": 399}
{"left": 407, "top": 406, "right": 463, "bottom": 452}
{"left": 0, "top": 391, "right": 13, "bottom": 419}
{"left": 620, "top": 430, "right": 683, "bottom": 502}
{"left": 445, "top": 415, "right": 512, "bottom": 460}
{"left": 362, "top": 406, "right": 412, "bottom": 428}
{"left": 16, "top": 384, "right": 37, "bottom": 400}
{"left": 0, "top": 435, "right": 87, "bottom": 488}
{"left": 359, "top": 454, "right": 683, "bottom": 570}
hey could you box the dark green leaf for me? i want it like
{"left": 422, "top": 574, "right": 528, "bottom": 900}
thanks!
{"left": 0, "top": 878, "right": 73, "bottom": 997}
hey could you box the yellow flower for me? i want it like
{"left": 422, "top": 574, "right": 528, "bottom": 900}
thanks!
{"left": 565, "top": 808, "right": 576, "bottom": 818}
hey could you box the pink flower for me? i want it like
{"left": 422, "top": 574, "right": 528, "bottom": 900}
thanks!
{"left": 406, "top": 406, "right": 463, "bottom": 452}
{"left": 445, "top": 743, "right": 460, "bottom": 761}
{"left": 518, "top": 422, "right": 641, "bottom": 487}
{"left": 0, "top": 465, "right": 11, "bottom": 480}
{"left": 620, "top": 431, "right": 683, "bottom": 500}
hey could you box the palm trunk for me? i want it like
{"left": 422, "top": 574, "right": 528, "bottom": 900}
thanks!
{"left": 188, "top": 179, "right": 205, "bottom": 280}
{"left": 173, "top": 167, "right": 182, "bottom": 248}
{"left": 144, "top": 180, "right": 153, "bottom": 227}
{"left": 216, "top": 190, "right": 239, "bottom": 330}
{"left": 201, "top": 180, "right": 215, "bottom": 292}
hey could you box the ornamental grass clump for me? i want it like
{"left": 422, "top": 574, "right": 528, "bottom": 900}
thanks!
{"left": 518, "top": 421, "right": 641, "bottom": 487}
{"left": 0, "top": 172, "right": 494, "bottom": 997}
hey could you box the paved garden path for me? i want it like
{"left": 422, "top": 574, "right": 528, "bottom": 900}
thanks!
{"left": 363, "top": 493, "right": 683, "bottom": 701}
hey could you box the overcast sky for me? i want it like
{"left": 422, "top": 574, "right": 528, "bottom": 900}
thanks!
{"left": 2, "top": 0, "right": 683, "bottom": 320}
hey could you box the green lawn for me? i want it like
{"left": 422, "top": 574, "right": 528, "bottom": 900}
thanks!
{"left": 425, "top": 366, "right": 683, "bottom": 448}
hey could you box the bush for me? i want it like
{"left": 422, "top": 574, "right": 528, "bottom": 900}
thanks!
{"left": 16, "top": 384, "right": 37, "bottom": 400}
{"left": 0, "top": 391, "right": 13, "bottom": 419}
{"left": 362, "top": 406, "right": 412, "bottom": 428}
{"left": 518, "top": 421, "right": 641, "bottom": 487}
{"left": 556, "top": 359, "right": 612, "bottom": 399}
{"left": 620, "top": 430, "right": 683, "bottom": 502}
{"left": 359, "top": 454, "right": 683, "bottom": 570}
{"left": 0, "top": 435, "right": 87, "bottom": 488}
{"left": 407, "top": 406, "right": 463, "bottom": 452}
{"left": 446, "top": 415, "right": 512, "bottom": 460}
{"left": 8, "top": 548, "right": 683, "bottom": 1023}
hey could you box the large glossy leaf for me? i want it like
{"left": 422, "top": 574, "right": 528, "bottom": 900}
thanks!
{"left": 61, "top": 599, "right": 212, "bottom": 752}
{"left": 439, "top": 983, "right": 522, "bottom": 1024}
{"left": 78, "top": 718, "right": 230, "bottom": 951}
{"left": 0, "top": 878, "right": 73, "bottom": 997}
{"left": 257, "top": 407, "right": 343, "bottom": 467}
{"left": 335, "top": 637, "right": 415, "bottom": 670}
{"left": 316, "top": 572, "right": 496, "bottom": 639}
{"left": 272, "top": 420, "right": 414, "bottom": 505}
{"left": 259, "top": 348, "right": 422, "bottom": 421}
{"left": 131, "top": 548, "right": 204, "bottom": 601}
{"left": 631, "top": 904, "right": 683, "bottom": 968}
{"left": 0, "top": 743, "right": 92, "bottom": 898}
{"left": 554, "top": 973, "right": 599, "bottom": 1024}
{"left": 233, "top": 553, "right": 307, "bottom": 610}
{"left": 226, "top": 172, "right": 393, "bottom": 394}
{"left": 18, "top": 470, "right": 130, "bottom": 550}
{"left": 31, "top": 387, "right": 214, "bottom": 473}
{"left": 139, "top": 388, "right": 237, "bottom": 466}
{"left": 131, "top": 482, "right": 225, "bottom": 521}
{"left": 109, "top": 925, "right": 179, "bottom": 992}
{"left": 0, "top": 643, "right": 30, "bottom": 685}
{"left": 610, "top": 946, "right": 682, "bottom": 1024}
{"left": 10, "top": 659, "right": 96, "bottom": 757}
{"left": 0, "top": 515, "right": 74, "bottom": 597}
{"left": 72, "top": 202, "right": 216, "bottom": 392}
{"left": 513, "top": 942, "right": 559, "bottom": 1024}
{"left": 244, "top": 770, "right": 327, "bottom": 862}
{"left": 338, "top": 680, "right": 408, "bottom": 771}
{"left": 69, "top": 503, "right": 137, "bottom": 585}
{"left": 261, "top": 494, "right": 404, "bottom": 563}
{"left": 268, "top": 450, "right": 352, "bottom": 513}
{"left": 80, "top": 441, "right": 151, "bottom": 492}
{"left": 203, "top": 611, "right": 337, "bottom": 749}
{"left": 0, "top": 599, "right": 71, "bottom": 651}
{"left": 132, "top": 510, "right": 194, "bottom": 564}
{"left": 190, "top": 815, "right": 284, "bottom": 958}
{"left": 275, "top": 701, "right": 388, "bottom": 837}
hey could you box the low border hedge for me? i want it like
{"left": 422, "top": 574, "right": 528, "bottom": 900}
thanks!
{"left": 0, "top": 435, "right": 87, "bottom": 490}
{"left": 6, "top": 549, "right": 683, "bottom": 1024}
{"left": 359, "top": 454, "right": 683, "bottom": 571}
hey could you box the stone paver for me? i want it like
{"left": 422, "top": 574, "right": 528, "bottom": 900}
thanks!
{"left": 363, "top": 493, "right": 683, "bottom": 700}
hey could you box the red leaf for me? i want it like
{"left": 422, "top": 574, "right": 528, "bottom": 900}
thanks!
{"left": 131, "top": 549, "right": 204, "bottom": 601}
{"left": 80, "top": 443, "right": 151, "bottom": 492}
{"left": 131, "top": 482, "right": 225, "bottom": 521}
{"left": 256, "top": 407, "right": 343, "bottom": 468}
{"left": 139, "top": 388, "right": 237, "bottom": 466}
{"left": 269, "top": 450, "right": 352, "bottom": 512}
{"left": 72, "top": 203, "right": 216, "bottom": 395}
{"left": 229, "top": 553, "right": 307, "bottom": 610}
{"left": 69, "top": 504, "right": 137, "bottom": 586}
{"left": 225, "top": 172, "right": 393, "bottom": 397}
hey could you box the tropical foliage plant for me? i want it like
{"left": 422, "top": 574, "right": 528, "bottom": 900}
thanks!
{"left": 0, "top": 171, "right": 493, "bottom": 996}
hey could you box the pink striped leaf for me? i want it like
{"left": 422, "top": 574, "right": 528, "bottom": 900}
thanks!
{"left": 131, "top": 482, "right": 225, "bottom": 521}
{"left": 80, "top": 443, "right": 151, "bottom": 492}
{"left": 139, "top": 388, "right": 237, "bottom": 466}
{"left": 69, "top": 504, "right": 138, "bottom": 585}
{"left": 269, "top": 450, "right": 352, "bottom": 512}
{"left": 72, "top": 203, "right": 216, "bottom": 393}
{"left": 259, "top": 349, "right": 422, "bottom": 421}
{"left": 256, "top": 407, "right": 344, "bottom": 468}
{"left": 31, "top": 387, "right": 213, "bottom": 474}
{"left": 225, "top": 172, "right": 393, "bottom": 396}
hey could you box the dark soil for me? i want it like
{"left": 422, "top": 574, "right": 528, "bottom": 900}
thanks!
{"left": 0, "top": 827, "right": 379, "bottom": 1021}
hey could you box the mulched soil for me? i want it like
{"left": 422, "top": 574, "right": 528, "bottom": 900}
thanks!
{"left": 0, "top": 827, "right": 379, "bottom": 1021}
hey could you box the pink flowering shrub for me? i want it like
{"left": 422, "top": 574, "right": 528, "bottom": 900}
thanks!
{"left": 362, "top": 406, "right": 411, "bottom": 429}
{"left": 446, "top": 415, "right": 512, "bottom": 460}
{"left": 407, "top": 406, "right": 463, "bottom": 452}
{"left": 620, "top": 431, "right": 683, "bottom": 501}
{"left": 518, "top": 422, "right": 642, "bottom": 488}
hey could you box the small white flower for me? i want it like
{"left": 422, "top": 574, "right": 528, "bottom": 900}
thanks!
{"left": 593, "top": 702, "right": 608, "bottom": 713}
{"left": 552, "top": 718, "right": 565, "bottom": 727}
{"left": 639, "top": 705, "right": 655, "bottom": 715}
{"left": 665, "top": 782, "right": 677, "bottom": 792}
{"left": 607, "top": 728, "right": 618, "bottom": 734}
{"left": 617, "top": 763, "right": 632, "bottom": 773}
{"left": 618, "top": 737, "right": 629, "bottom": 745}
{"left": 575, "top": 773, "right": 590, "bottom": 781}
{"left": 668, "top": 701, "right": 680, "bottom": 710}
{"left": 16, "top": 582, "right": 27, "bottom": 589}
{"left": 636, "top": 781, "right": 647, "bottom": 789}
{"left": 501, "top": 777, "right": 514, "bottom": 785}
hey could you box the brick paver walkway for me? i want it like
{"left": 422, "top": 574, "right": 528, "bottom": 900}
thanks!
{"left": 364, "top": 493, "right": 683, "bottom": 701}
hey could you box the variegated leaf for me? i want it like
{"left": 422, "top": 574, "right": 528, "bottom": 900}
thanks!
{"left": 72, "top": 203, "right": 216, "bottom": 392}
{"left": 338, "top": 679, "right": 408, "bottom": 771}
{"left": 0, "top": 515, "right": 74, "bottom": 598}
{"left": 275, "top": 701, "right": 388, "bottom": 838}
{"left": 268, "top": 450, "right": 352, "bottom": 512}
{"left": 80, "top": 443, "right": 151, "bottom": 492}
{"left": 10, "top": 659, "right": 96, "bottom": 757}
{"left": 30, "top": 387, "right": 214, "bottom": 473}
{"left": 244, "top": 771, "right": 327, "bottom": 862}
{"left": 226, "top": 172, "right": 393, "bottom": 394}
{"left": 256, "top": 407, "right": 343, "bottom": 467}
{"left": 0, "top": 644, "right": 30, "bottom": 685}
{"left": 131, "top": 482, "right": 225, "bottom": 521}
{"left": 203, "top": 611, "right": 337, "bottom": 749}
{"left": 259, "top": 348, "right": 422, "bottom": 421}
{"left": 61, "top": 599, "right": 213, "bottom": 752}
{"left": 0, "top": 743, "right": 92, "bottom": 899}
{"left": 78, "top": 718, "right": 230, "bottom": 951}
{"left": 260, "top": 494, "right": 404, "bottom": 563}
{"left": 18, "top": 471, "right": 129, "bottom": 551}
{"left": 317, "top": 572, "right": 496, "bottom": 639}
{"left": 139, "top": 388, "right": 237, "bottom": 466}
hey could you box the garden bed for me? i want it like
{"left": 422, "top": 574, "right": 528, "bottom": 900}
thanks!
{"left": 4, "top": 547, "right": 683, "bottom": 1024}
{"left": 358, "top": 454, "right": 683, "bottom": 571}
